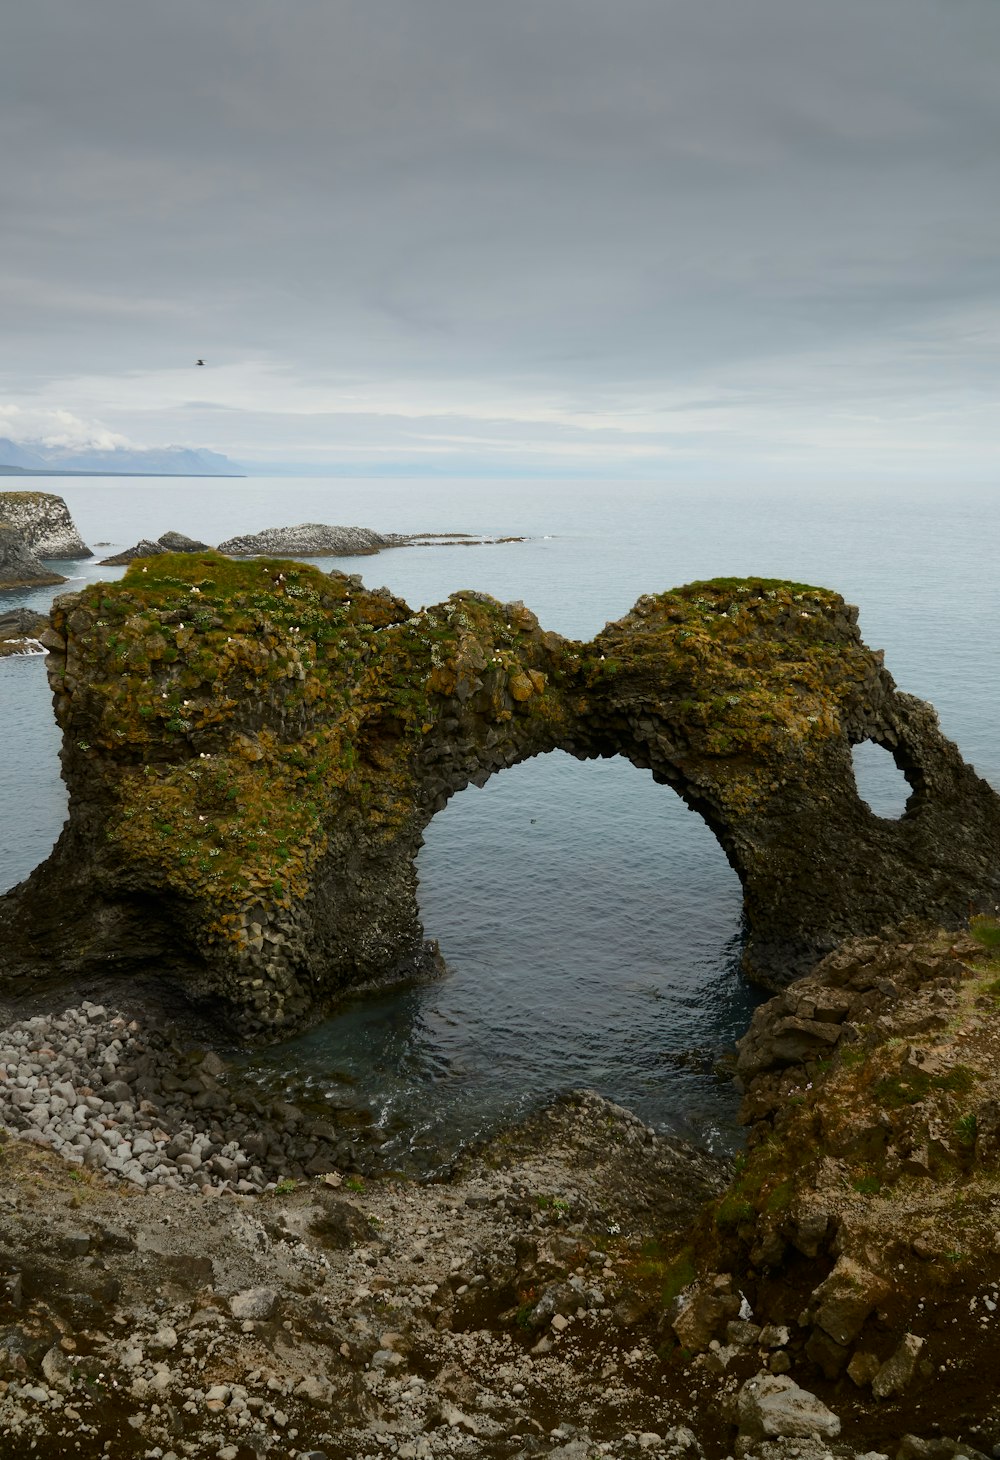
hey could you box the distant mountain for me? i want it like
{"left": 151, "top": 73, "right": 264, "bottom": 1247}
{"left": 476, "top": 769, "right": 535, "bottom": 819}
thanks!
{"left": 0, "top": 439, "right": 47, "bottom": 470}
{"left": 0, "top": 438, "right": 242, "bottom": 476}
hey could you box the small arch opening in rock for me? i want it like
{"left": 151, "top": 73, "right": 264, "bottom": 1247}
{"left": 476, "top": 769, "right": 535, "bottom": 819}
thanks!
{"left": 851, "top": 739, "right": 912, "bottom": 820}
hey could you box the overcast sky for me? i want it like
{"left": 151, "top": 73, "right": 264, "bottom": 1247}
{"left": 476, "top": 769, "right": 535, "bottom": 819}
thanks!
{"left": 2, "top": 0, "right": 998, "bottom": 477}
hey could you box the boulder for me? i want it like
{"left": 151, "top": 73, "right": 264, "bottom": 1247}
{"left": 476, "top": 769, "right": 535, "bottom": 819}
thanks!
{"left": 527, "top": 1282, "right": 580, "bottom": 1330}
{"left": 672, "top": 1285, "right": 741, "bottom": 1352}
{"left": 229, "top": 1286, "right": 279, "bottom": 1321}
{"left": 98, "top": 531, "right": 213, "bottom": 566}
{"left": 737, "top": 1372, "right": 841, "bottom": 1440}
{"left": 157, "top": 530, "right": 211, "bottom": 553}
{"left": 872, "top": 1332, "right": 924, "bottom": 1399}
{"left": 809, "top": 1254, "right": 889, "bottom": 1345}
{"left": 293, "top": 1375, "right": 336, "bottom": 1406}
{"left": 804, "top": 1326, "right": 850, "bottom": 1378}
{"left": 99, "top": 538, "right": 168, "bottom": 566}
{"left": 897, "top": 1436, "right": 992, "bottom": 1460}
{"left": 847, "top": 1349, "right": 882, "bottom": 1387}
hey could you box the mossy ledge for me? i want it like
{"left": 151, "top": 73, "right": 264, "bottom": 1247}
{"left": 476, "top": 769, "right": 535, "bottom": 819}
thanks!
{"left": 2, "top": 554, "right": 999, "bottom": 1037}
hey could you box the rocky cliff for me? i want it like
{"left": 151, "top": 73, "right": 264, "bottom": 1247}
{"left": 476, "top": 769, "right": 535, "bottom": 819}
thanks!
{"left": 663, "top": 919, "right": 1000, "bottom": 1452}
{"left": 2, "top": 555, "right": 999, "bottom": 1035}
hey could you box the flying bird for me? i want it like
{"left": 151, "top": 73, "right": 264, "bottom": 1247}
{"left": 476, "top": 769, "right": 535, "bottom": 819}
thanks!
{"left": 196, "top": 358, "right": 205, "bottom": 366}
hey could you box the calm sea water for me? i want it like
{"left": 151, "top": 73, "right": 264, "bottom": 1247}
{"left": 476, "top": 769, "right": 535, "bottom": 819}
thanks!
{"left": 2, "top": 475, "right": 998, "bottom": 1166}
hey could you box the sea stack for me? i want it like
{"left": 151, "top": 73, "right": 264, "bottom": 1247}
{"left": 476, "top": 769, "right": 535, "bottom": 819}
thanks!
{"left": 0, "top": 490, "right": 92, "bottom": 559}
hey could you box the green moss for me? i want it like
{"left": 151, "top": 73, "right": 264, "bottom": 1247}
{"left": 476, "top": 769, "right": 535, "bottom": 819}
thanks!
{"left": 659, "top": 1247, "right": 697, "bottom": 1305}
{"left": 873, "top": 1063, "right": 977, "bottom": 1109}
{"left": 764, "top": 1178, "right": 795, "bottom": 1213}
{"left": 715, "top": 1194, "right": 755, "bottom": 1230}
{"left": 970, "top": 916, "right": 1000, "bottom": 956}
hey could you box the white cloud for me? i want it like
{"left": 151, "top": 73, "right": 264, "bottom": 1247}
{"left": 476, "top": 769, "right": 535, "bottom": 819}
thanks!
{"left": 0, "top": 403, "right": 132, "bottom": 452}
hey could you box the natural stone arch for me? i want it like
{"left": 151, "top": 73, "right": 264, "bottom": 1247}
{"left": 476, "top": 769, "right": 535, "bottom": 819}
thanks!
{"left": 1, "top": 555, "right": 998, "bottom": 1037}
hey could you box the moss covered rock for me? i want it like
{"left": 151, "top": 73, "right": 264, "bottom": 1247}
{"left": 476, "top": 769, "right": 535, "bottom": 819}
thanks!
{"left": 1, "top": 556, "right": 998, "bottom": 1036}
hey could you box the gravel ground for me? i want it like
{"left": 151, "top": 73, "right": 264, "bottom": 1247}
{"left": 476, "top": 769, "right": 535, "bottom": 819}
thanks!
{"left": 0, "top": 996, "right": 988, "bottom": 1459}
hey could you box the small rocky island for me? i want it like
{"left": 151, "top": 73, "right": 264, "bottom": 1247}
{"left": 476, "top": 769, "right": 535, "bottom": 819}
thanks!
{"left": 0, "top": 490, "right": 93, "bottom": 590}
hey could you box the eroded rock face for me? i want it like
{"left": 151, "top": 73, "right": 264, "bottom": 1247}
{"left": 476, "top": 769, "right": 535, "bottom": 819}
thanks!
{"left": 0, "top": 490, "right": 91, "bottom": 559}
{"left": 2, "top": 556, "right": 999, "bottom": 1035}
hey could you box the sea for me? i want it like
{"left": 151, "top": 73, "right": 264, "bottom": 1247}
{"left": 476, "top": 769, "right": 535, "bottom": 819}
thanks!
{"left": 1, "top": 475, "right": 998, "bottom": 1172}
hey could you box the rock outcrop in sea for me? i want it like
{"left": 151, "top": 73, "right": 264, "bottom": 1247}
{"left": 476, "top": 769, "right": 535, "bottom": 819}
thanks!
{"left": 0, "top": 489, "right": 92, "bottom": 559}
{"left": 0, "top": 607, "right": 48, "bottom": 656}
{"left": 216, "top": 522, "right": 410, "bottom": 556}
{"left": 102, "top": 524, "right": 527, "bottom": 565}
{"left": 99, "top": 529, "right": 212, "bottom": 565}
{"left": 2, "top": 555, "right": 999, "bottom": 1039}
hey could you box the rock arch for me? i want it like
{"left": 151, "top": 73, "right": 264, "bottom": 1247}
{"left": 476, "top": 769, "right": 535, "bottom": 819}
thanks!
{"left": 2, "top": 556, "right": 998, "bottom": 1036}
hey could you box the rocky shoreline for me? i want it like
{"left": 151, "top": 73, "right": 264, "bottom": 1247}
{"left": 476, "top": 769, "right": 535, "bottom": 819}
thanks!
{"left": 3, "top": 923, "right": 1000, "bottom": 1458}
{"left": 0, "top": 1043, "right": 731, "bottom": 1460}
{"left": 0, "top": 1001, "right": 392, "bottom": 1197}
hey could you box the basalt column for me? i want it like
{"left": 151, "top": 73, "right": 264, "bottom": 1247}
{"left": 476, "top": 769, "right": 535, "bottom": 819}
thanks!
{"left": 1, "top": 556, "right": 997, "bottom": 1035}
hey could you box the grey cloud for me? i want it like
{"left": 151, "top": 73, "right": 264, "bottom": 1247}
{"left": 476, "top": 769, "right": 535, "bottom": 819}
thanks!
{"left": 1, "top": 0, "right": 999, "bottom": 468}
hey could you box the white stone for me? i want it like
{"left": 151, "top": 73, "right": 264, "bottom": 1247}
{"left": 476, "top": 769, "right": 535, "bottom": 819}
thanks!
{"left": 293, "top": 1375, "right": 335, "bottom": 1405}
{"left": 737, "top": 1372, "right": 841, "bottom": 1440}
{"left": 229, "top": 1287, "right": 279, "bottom": 1321}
